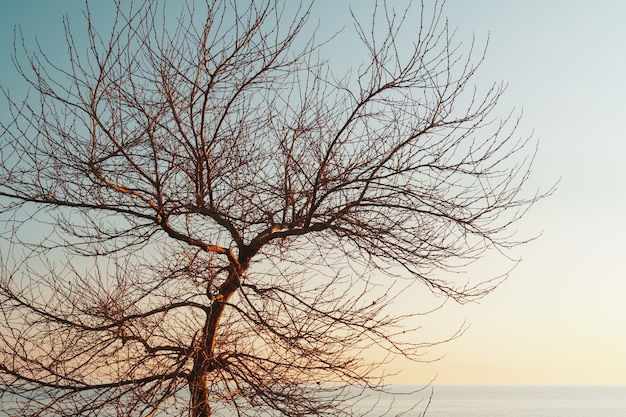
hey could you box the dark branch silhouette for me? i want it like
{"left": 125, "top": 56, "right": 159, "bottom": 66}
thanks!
{"left": 0, "top": 1, "right": 549, "bottom": 416}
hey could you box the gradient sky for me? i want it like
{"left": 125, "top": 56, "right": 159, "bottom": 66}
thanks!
{"left": 1, "top": 0, "right": 625, "bottom": 386}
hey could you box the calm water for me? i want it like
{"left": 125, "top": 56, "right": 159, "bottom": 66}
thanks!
{"left": 357, "top": 385, "right": 626, "bottom": 417}
{"left": 3, "top": 385, "right": 625, "bottom": 416}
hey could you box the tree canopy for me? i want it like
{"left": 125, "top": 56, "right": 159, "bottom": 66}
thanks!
{"left": 0, "top": 1, "right": 546, "bottom": 416}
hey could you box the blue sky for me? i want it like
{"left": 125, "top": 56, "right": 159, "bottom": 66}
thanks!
{"left": 418, "top": 0, "right": 626, "bottom": 384}
{"left": 1, "top": 0, "right": 625, "bottom": 385}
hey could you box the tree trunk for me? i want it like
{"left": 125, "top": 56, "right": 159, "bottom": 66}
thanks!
{"left": 189, "top": 267, "right": 242, "bottom": 416}
{"left": 189, "top": 370, "right": 211, "bottom": 417}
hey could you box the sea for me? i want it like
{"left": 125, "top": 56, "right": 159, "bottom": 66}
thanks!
{"left": 356, "top": 385, "right": 626, "bottom": 417}
{"left": 2, "top": 385, "right": 625, "bottom": 416}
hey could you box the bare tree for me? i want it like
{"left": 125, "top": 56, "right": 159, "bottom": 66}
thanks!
{"left": 0, "top": 1, "right": 546, "bottom": 416}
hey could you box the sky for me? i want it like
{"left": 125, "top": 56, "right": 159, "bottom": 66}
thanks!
{"left": 1, "top": 0, "right": 625, "bottom": 386}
